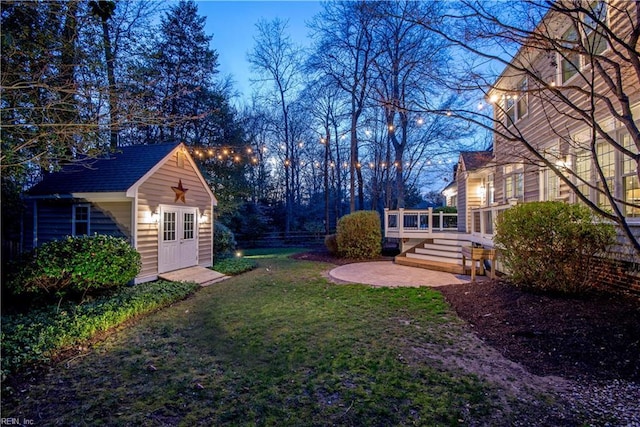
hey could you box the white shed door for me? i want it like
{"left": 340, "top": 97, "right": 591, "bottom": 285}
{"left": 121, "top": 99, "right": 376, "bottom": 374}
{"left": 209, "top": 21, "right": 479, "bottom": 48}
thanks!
{"left": 158, "top": 206, "right": 198, "bottom": 273}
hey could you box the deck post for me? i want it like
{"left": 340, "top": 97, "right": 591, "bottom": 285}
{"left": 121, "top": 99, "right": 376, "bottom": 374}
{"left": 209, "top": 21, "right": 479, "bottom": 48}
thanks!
{"left": 428, "top": 207, "right": 433, "bottom": 234}
{"left": 398, "top": 208, "right": 404, "bottom": 236}
{"left": 439, "top": 210, "right": 444, "bottom": 231}
{"left": 384, "top": 208, "right": 388, "bottom": 233}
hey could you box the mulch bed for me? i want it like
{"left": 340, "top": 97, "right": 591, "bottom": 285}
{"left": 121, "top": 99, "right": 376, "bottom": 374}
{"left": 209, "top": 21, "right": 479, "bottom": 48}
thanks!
{"left": 293, "top": 249, "right": 640, "bottom": 383}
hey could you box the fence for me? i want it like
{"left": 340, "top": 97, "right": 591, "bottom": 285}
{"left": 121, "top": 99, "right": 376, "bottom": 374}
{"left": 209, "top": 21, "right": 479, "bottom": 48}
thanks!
{"left": 235, "top": 230, "right": 331, "bottom": 249}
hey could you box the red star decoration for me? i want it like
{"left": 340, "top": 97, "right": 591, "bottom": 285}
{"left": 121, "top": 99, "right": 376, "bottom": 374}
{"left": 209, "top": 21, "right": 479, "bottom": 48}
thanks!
{"left": 171, "top": 179, "right": 189, "bottom": 203}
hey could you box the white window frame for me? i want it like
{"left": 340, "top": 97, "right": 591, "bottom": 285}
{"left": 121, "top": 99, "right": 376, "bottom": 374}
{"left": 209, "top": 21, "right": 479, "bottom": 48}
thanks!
{"left": 582, "top": 0, "right": 608, "bottom": 58}
{"left": 621, "top": 133, "right": 640, "bottom": 219}
{"left": 558, "top": 25, "right": 580, "bottom": 85}
{"left": 72, "top": 204, "right": 90, "bottom": 236}
{"left": 504, "top": 164, "right": 524, "bottom": 201}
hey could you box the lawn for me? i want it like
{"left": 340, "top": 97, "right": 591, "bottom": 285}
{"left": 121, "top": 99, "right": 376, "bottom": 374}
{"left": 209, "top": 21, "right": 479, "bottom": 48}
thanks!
{"left": 2, "top": 250, "right": 561, "bottom": 425}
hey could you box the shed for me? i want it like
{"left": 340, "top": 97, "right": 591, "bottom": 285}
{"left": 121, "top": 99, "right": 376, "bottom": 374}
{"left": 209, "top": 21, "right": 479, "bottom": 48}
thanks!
{"left": 24, "top": 143, "right": 217, "bottom": 283}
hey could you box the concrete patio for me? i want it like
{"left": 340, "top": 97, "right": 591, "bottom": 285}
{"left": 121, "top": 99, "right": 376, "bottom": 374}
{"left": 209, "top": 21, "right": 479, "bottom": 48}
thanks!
{"left": 328, "top": 261, "right": 479, "bottom": 287}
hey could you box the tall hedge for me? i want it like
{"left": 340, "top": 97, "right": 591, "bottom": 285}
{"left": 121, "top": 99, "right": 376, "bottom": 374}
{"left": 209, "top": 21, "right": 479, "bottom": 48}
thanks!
{"left": 494, "top": 201, "right": 615, "bottom": 293}
{"left": 336, "top": 211, "right": 382, "bottom": 259}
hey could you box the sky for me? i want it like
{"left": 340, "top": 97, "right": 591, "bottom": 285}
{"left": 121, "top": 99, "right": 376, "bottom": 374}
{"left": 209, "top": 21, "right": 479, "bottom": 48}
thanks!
{"left": 196, "top": 1, "right": 323, "bottom": 102}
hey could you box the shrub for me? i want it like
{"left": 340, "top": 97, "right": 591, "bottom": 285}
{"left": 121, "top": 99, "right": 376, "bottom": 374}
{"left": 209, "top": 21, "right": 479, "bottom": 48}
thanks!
{"left": 214, "top": 221, "right": 237, "bottom": 258}
{"left": 494, "top": 201, "right": 615, "bottom": 294}
{"left": 433, "top": 206, "right": 457, "bottom": 213}
{"left": 8, "top": 235, "right": 140, "bottom": 297}
{"left": 336, "top": 211, "right": 382, "bottom": 259}
{"left": 325, "top": 234, "right": 338, "bottom": 254}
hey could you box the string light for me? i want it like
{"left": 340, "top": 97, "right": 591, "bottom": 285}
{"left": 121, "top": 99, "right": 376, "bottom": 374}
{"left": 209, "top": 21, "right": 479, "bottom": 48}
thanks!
{"left": 183, "top": 146, "right": 456, "bottom": 171}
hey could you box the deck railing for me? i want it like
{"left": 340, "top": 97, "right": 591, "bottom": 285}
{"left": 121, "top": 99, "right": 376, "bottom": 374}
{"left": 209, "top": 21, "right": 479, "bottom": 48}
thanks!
{"left": 384, "top": 208, "right": 458, "bottom": 238}
{"left": 469, "top": 201, "right": 517, "bottom": 243}
{"left": 385, "top": 202, "right": 516, "bottom": 242}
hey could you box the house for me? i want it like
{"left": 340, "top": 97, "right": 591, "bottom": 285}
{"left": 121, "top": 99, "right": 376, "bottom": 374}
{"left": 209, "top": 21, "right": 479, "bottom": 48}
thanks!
{"left": 451, "top": 151, "right": 493, "bottom": 234}
{"left": 24, "top": 143, "right": 217, "bottom": 283}
{"left": 386, "top": 1, "right": 639, "bottom": 292}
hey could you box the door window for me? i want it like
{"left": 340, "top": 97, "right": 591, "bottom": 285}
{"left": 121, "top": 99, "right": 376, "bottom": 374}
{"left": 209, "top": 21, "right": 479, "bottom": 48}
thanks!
{"left": 163, "top": 211, "right": 176, "bottom": 241}
{"left": 183, "top": 212, "right": 195, "bottom": 239}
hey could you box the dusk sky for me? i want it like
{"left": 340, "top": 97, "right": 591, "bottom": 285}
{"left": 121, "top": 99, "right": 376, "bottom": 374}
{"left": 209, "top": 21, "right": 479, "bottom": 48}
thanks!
{"left": 197, "top": 1, "right": 323, "bottom": 101}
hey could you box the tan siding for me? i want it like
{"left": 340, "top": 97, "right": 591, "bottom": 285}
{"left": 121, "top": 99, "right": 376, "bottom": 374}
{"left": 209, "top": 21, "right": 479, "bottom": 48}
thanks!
{"left": 457, "top": 170, "right": 467, "bottom": 232}
{"left": 492, "top": 2, "right": 640, "bottom": 211}
{"left": 91, "top": 201, "right": 132, "bottom": 237}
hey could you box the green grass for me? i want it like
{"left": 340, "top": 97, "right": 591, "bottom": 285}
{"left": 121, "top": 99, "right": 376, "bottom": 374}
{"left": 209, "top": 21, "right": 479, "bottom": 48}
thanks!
{"left": 213, "top": 257, "right": 257, "bottom": 275}
{"left": 2, "top": 253, "right": 502, "bottom": 425}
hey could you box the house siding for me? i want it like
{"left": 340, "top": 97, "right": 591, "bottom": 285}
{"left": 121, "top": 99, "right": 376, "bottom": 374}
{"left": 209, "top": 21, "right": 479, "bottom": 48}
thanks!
{"left": 136, "top": 149, "right": 214, "bottom": 280}
{"left": 457, "top": 171, "right": 467, "bottom": 232}
{"left": 489, "top": 1, "right": 640, "bottom": 294}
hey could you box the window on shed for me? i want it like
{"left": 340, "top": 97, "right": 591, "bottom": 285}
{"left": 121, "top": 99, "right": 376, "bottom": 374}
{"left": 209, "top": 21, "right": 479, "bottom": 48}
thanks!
{"left": 73, "top": 205, "right": 90, "bottom": 236}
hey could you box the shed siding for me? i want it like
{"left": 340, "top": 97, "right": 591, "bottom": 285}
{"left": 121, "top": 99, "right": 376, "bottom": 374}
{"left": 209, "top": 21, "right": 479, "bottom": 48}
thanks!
{"left": 25, "top": 199, "right": 132, "bottom": 252}
{"left": 91, "top": 201, "right": 132, "bottom": 238}
{"left": 136, "top": 149, "right": 214, "bottom": 280}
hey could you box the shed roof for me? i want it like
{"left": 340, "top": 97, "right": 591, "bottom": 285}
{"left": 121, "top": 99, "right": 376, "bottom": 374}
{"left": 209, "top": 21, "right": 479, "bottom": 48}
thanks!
{"left": 460, "top": 151, "right": 493, "bottom": 172}
{"left": 28, "top": 143, "right": 180, "bottom": 196}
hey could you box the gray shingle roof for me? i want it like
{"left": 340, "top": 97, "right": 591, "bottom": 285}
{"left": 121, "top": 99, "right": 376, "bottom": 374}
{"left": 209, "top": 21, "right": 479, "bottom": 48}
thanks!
{"left": 28, "top": 143, "right": 180, "bottom": 196}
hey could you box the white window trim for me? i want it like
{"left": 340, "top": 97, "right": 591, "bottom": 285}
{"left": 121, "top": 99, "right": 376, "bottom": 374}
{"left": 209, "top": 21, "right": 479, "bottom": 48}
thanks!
{"left": 556, "top": 1, "right": 610, "bottom": 85}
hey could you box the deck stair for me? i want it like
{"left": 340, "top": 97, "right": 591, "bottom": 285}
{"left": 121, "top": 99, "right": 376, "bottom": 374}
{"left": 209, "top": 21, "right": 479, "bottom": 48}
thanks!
{"left": 394, "top": 237, "right": 468, "bottom": 274}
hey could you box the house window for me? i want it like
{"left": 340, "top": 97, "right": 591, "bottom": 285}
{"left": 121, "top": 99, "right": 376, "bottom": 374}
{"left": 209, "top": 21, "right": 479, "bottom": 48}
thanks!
{"left": 575, "top": 150, "right": 592, "bottom": 201}
{"left": 559, "top": 26, "right": 580, "bottom": 84}
{"left": 583, "top": 1, "right": 608, "bottom": 56}
{"left": 504, "top": 164, "right": 523, "bottom": 200}
{"left": 622, "top": 134, "right": 640, "bottom": 218}
{"left": 163, "top": 212, "right": 176, "bottom": 241}
{"left": 505, "top": 96, "right": 516, "bottom": 127}
{"left": 542, "top": 168, "right": 560, "bottom": 201}
{"left": 73, "top": 205, "right": 90, "bottom": 236}
{"left": 596, "top": 141, "right": 616, "bottom": 209}
{"left": 503, "top": 78, "right": 528, "bottom": 127}
{"left": 541, "top": 145, "right": 561, "bottom": 201}
{"left": 488, "top": 173, "right": 495, "bottom": 204}
{"left": 516, "top": 78, "right": 528, "bottom": 119}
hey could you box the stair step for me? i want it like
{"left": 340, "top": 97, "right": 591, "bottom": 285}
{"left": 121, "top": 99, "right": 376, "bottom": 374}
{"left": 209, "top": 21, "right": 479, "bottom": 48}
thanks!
{"left": 395, "top": 256, "right": 465, "bottom": 274}
{"left": 415, "top": 247, "right": 462, "bottom": 258}
{"left": 433, "top": 239, "right": 467, "bottom": 247}
{"left": 406, "top": 252, "right": 464, "bottom": 265}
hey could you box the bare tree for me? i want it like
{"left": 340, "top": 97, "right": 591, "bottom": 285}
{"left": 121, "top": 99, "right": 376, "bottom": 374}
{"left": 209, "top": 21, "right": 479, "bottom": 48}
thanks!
{"left": 309, "top": 1, "right": 380, "bottom": 212}
{"left": 370, "top": 0, "right": 453, "bottom": 208}
{"left": 411, "top": 0, "right": 640, "bottom": 254}
{"left": 248, "top": 18, "right": 303, "bottom": 234}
